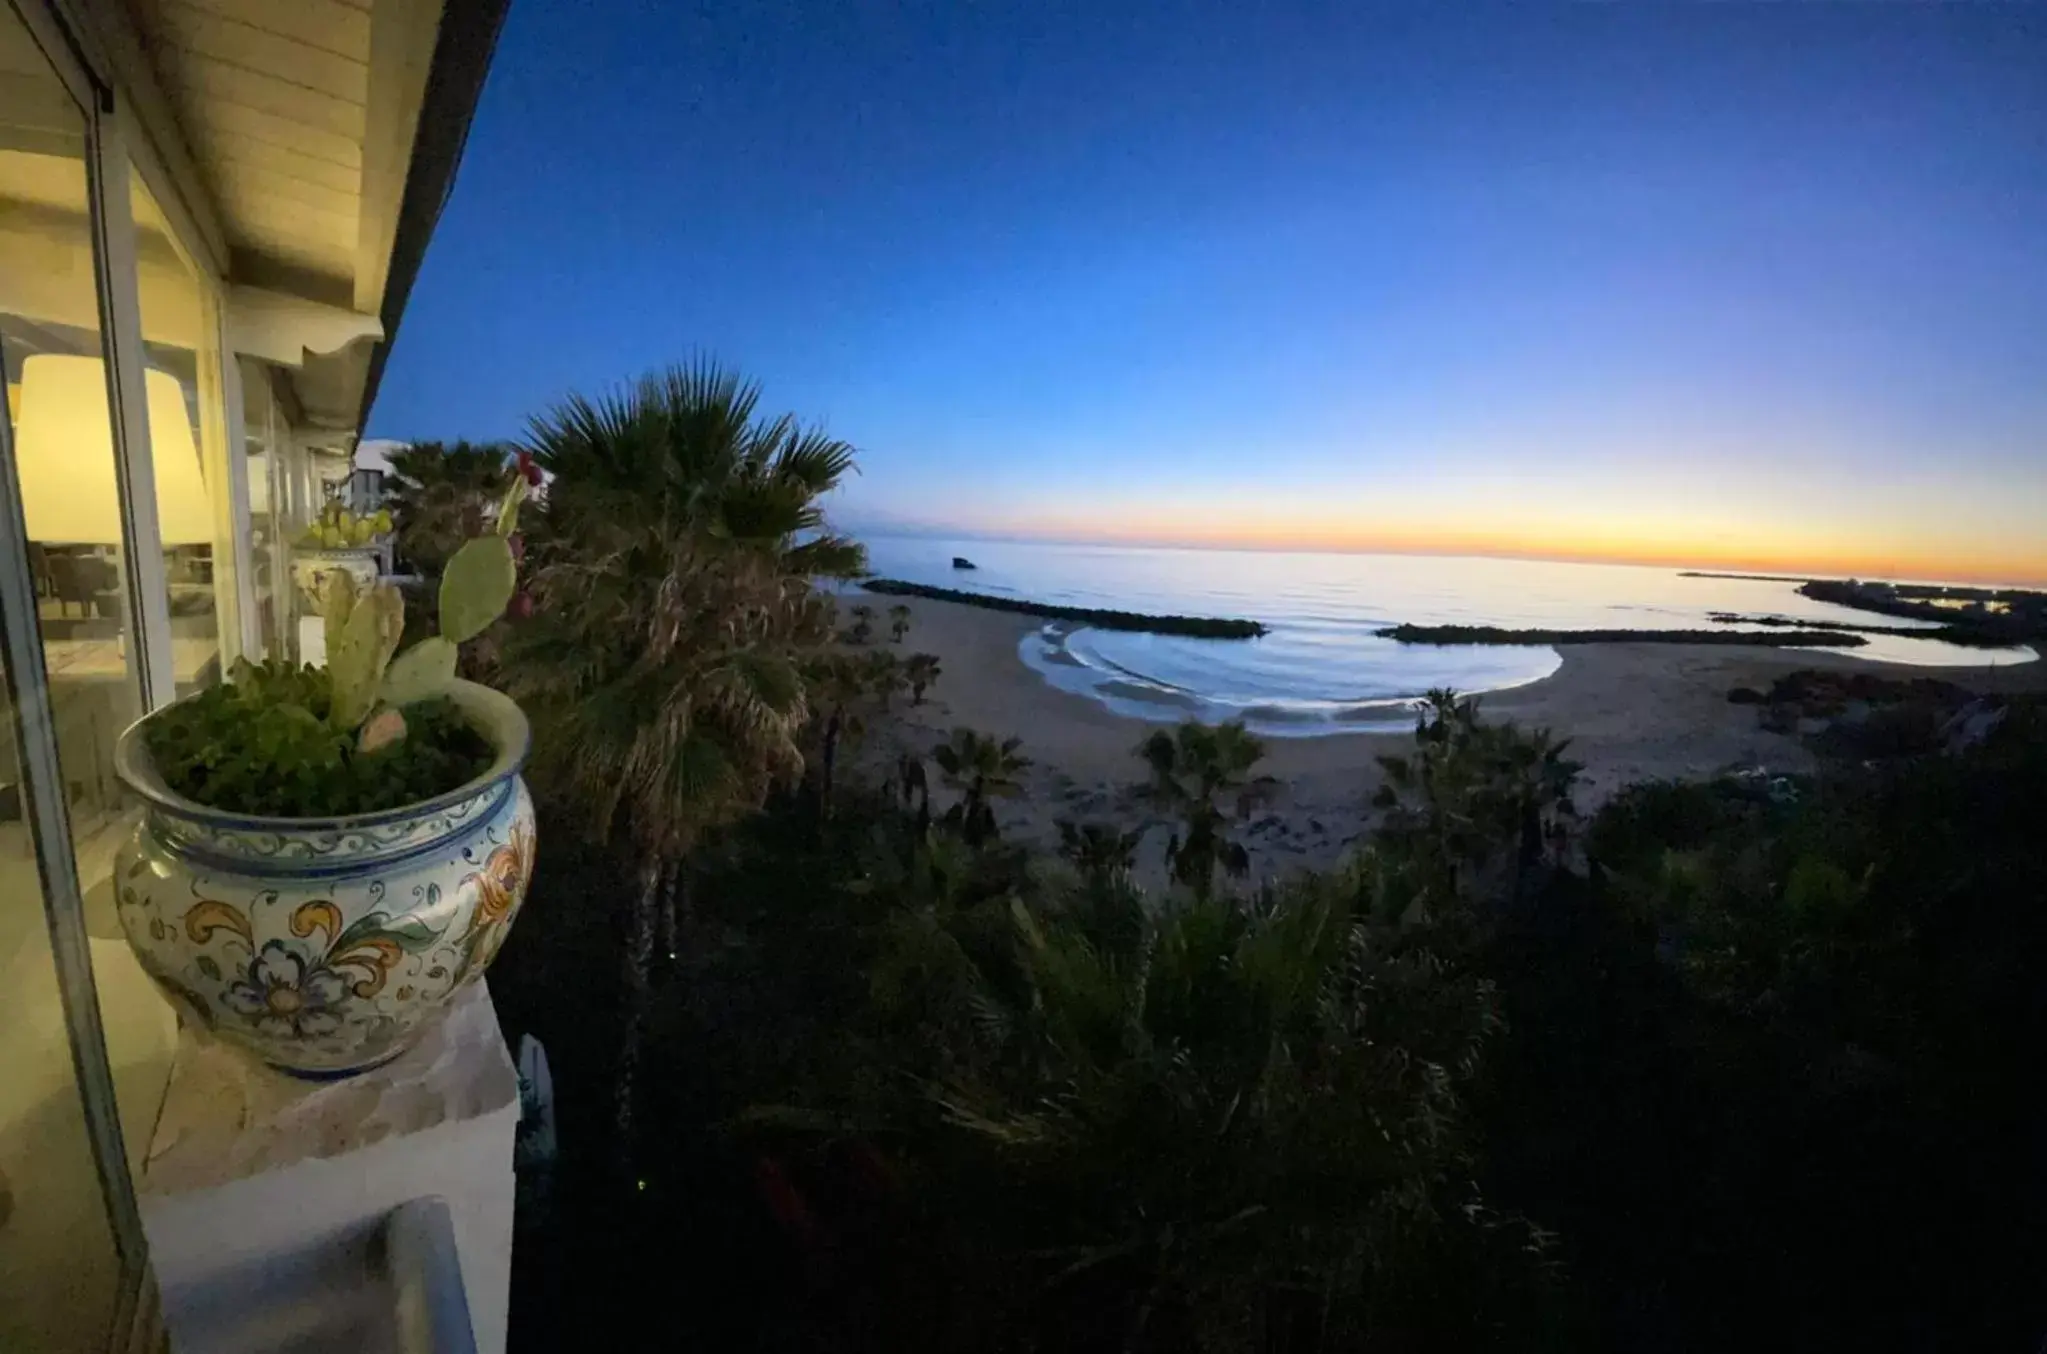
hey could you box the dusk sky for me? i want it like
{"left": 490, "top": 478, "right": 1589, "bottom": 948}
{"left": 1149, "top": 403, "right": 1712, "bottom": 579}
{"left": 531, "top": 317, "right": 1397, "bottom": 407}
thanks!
{"left": 369, "top": 1, "right": 2047, "bottom": 584}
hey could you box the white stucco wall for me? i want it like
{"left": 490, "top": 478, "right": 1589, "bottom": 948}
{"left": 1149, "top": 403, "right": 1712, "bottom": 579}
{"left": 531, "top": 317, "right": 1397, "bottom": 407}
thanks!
{"left": 139, "top": 982, "right": 520, "bottom": 1353}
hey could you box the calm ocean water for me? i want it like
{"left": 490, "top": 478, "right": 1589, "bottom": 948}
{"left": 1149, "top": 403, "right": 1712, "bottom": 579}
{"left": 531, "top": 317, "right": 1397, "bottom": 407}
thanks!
{"left": 855, "top": 535, "right": 2038, "bottom": 736}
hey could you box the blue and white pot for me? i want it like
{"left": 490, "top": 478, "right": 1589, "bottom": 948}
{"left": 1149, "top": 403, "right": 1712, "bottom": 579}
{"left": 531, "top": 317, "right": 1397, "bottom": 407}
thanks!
{"left": 113, "top": 681, "right": 536, "bottom": 1078}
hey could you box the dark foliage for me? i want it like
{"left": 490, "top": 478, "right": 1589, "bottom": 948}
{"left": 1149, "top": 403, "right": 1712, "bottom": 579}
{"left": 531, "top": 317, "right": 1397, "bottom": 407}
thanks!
{"left": 503, "top": 359, "right": 867, "bottom": 1165}
{"left": 495, "top": 641, "right": 2047, "bottom": 1352}
{"left": 1484, "top": 705, "right": 2047, "bottom": 1350}
{"left": 1757, "top": 667, "right": 1971, "bottom": 712}
{"left": 383, "top": 440, "right": 514, "bottom": 580}
{"left": 860, "top": 578, "right": 1268, "bottom": 638}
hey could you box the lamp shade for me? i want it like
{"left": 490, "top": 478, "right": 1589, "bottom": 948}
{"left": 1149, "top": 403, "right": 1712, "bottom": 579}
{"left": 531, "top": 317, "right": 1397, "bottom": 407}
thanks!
{"left": 14, "top": 353, "right": 213, "bottom": 546}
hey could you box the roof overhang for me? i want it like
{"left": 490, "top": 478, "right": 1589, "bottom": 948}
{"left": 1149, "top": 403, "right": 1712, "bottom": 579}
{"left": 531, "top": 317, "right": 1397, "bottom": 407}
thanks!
{"left": 60, "top": 0, "right": 508, "bottom": 433}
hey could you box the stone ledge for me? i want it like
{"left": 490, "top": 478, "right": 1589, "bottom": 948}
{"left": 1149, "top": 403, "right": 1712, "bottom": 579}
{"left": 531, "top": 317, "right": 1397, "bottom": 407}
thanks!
{"left": 142, "top": 980, "right": 517, "bottom": 1195}
{"left": 139, "top": 981, "right": 519, "bottom": 1354}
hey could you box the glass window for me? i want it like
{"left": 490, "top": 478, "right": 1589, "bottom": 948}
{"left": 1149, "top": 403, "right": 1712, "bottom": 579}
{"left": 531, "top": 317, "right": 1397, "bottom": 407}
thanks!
{"left": 0, "top": 657, "right": 121, "bottom": 1349}
{"left": 0, "top": 4, "right": 128, "bottom": 1343}
{"left": 129, "top": 167, "right": 239, "bottom": 688}
{"left": 239, "top": 357, "right": 287, "bottom": 657}
{"left": 0, "top": 26, "right": 146, "bottom": 895}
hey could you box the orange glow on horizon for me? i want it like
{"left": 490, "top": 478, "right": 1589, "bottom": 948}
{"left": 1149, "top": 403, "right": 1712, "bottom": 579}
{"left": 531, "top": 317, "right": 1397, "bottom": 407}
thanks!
{"left": 935, "top": 515, "right": 2047, "bottom": 588}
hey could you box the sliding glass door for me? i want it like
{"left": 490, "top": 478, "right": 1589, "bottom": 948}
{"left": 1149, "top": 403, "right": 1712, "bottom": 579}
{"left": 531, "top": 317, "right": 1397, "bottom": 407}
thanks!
{"left": 0, "top": 5, "right": 141, "bottom": 1346}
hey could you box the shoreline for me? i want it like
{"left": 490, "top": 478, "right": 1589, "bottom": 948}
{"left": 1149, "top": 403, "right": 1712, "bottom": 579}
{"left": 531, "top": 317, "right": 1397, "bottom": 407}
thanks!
{"left": 861, "top": 594, "right": 2045, "bottom": 883}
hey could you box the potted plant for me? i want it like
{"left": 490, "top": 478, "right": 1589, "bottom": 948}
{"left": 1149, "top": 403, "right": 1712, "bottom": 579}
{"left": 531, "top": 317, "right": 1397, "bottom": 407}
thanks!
{"left": 291, "top": 499, "right": 396, "bottom": 612}
{"left": 113, "top": 462, "right": 541, "bottom": 1078}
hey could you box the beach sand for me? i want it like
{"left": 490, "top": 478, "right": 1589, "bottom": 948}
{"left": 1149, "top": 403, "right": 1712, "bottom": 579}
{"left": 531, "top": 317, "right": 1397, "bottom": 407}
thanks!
{"left": 859, "top": 595, "right": 2045, "bottom": 882}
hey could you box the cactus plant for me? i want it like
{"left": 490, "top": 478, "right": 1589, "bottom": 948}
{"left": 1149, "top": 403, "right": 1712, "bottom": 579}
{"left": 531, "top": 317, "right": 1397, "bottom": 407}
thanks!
{"left": 145, "top": 462, "right": 535, "bottom": 817}
{"left": 312, "top": 468, "right": 533, "bottom": 748}
{"left": 438, "top": 536, "right": 518, "bottom": 645}
{"left": 325, "top": 574, "right": 404, "bottom": 730}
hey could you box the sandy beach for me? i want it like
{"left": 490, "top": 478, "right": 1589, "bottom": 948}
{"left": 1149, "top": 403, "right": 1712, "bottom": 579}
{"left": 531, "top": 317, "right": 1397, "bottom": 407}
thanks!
{"left": 860, "top": 594, "right": 2046, "bottom": 881}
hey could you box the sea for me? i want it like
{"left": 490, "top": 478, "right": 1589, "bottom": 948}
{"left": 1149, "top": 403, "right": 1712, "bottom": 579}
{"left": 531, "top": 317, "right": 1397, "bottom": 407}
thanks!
{"left": 854, "top": 535, "right": 2039, "bottom": 737}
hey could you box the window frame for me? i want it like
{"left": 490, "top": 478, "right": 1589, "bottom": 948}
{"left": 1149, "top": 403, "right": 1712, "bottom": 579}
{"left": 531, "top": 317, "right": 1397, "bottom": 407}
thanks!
{"left": 1, "top": 0, "right": 260, "bottom": 1347}
{"left": 0, "top": 4, "right": 158, "bottom": 1348}
{"left": 116, "top": 99, "right": 252, "bottom": 688}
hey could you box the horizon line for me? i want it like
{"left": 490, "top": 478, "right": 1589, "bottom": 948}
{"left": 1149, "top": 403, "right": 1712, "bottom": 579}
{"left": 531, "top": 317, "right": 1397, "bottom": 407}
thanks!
{"left": 836, "top": 521, "right": 2047, "bottom": 591}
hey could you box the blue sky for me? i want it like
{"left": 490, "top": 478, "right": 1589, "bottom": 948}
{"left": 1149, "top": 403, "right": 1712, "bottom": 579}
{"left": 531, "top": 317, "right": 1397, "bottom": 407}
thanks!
{"left": 369, "top": 1, "right": 2047, "bottom": 581}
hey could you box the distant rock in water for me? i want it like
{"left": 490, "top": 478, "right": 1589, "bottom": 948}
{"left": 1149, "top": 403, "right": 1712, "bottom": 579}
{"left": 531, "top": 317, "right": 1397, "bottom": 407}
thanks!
{"left": 952, "top": 556, "right": 978, "bottom": 570}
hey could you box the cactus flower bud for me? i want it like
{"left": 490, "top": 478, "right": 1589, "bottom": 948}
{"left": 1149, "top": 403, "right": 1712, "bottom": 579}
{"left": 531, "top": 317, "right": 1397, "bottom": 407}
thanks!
{"left": 357, "top": 707, "right": 408, "bottom": 754}
{"left": 507, "top": 591, "right": 534, "bottom": 620}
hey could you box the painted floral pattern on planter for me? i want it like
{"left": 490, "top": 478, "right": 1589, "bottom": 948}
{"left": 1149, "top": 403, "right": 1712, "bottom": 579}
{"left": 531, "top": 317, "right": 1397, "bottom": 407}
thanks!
{"left": 117, "top": 779, "right": 536, "bottom": 1076}
{"left": 456, "top": 820, "right": 536, "bottom": 975}
{"left": 222, "top": 941, "right": 351, "bottom": 1039}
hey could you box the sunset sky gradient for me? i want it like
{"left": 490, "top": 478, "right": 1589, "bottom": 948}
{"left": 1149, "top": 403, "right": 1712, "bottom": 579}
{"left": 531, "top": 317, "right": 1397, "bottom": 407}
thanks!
{"left": 371, "top": 2, "right": 2047, "bottom": 585}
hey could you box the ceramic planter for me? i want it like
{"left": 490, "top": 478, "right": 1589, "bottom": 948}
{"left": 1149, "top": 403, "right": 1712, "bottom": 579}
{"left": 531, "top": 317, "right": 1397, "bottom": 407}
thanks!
{"left": 290, "top": 546, "right": 389, "bottom": 612}
{"left": 112, "top": 681, "right": 536, "bottom": 1078}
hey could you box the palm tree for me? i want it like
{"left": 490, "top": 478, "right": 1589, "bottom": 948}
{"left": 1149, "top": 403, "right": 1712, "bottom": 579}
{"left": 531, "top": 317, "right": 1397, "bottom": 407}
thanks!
{"left": 891, "top": 752, "right": 932, "bottom": 831}
{"left": 921, "top": 869, "right": 1526, "bottom": 1347}
{"left": 802, "top": 651, "right": 869, "bottom": 817}
{"left": 1135, "top": 719, "right": 1269, "bottom": 894}
{"left": 1055, "top": 818, "right": 1142, "bottom": 885}
{"left": 383, "top": 440, "right": 513, "bottom": 579}
{"left": 904, "top": 652, "right": 942, "bottom": 705}
{"left": 846, "top": 604, "right": 876, "bottom": 645}
{"left": 931, "top": 728, "right": 1030, "bottom": 846}
{"left": 862, "top": 648, "right": 903, "bottom": 709}
{"left": 504, "top": 360, "right": 866, "bottom": 1151}
{"left": 802, "top": 647, "right": 908, "bottom": 815}
{"left": 888, "top": 603, "right": 912, "bottom": 644}
{"left": 1371, "top": 688, "right": 1581, "bottom": 914}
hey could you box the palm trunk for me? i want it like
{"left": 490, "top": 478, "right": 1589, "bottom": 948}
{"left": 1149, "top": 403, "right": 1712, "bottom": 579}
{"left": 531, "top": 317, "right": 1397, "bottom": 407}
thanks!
{"left": 617, "top": 855, "right": 663, "bottom": 1157}
{"left": 658, "top": 862, "right": 679, "bottom": 965}
{"left": 820, "top": 709, "right": 843, "bottom": 816}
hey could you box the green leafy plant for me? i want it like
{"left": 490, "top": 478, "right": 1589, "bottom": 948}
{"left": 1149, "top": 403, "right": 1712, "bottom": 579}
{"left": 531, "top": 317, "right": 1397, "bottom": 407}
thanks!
{"left": 145, "top": 467, "right": 533, "bottom": 815}
{"left": 142, "top": 661, "right": 491, "bottom": 817}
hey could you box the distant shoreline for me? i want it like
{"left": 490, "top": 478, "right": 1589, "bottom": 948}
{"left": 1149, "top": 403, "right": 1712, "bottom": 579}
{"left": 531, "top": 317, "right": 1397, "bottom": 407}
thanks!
{"left": 1706, "top": 611, "right": 2013, "bottom": 648}
{"left": 858, "top": 578, "right": 1268, "bottom": 638}
{"left": 1375, "top": 624, "right": 1867, "bottom": 648}
{"left": 1678, "top": 570, "right": 1817, "bottom": 583}
{"left": 858, "top": 592, "right": 2047, "bottom": 884}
